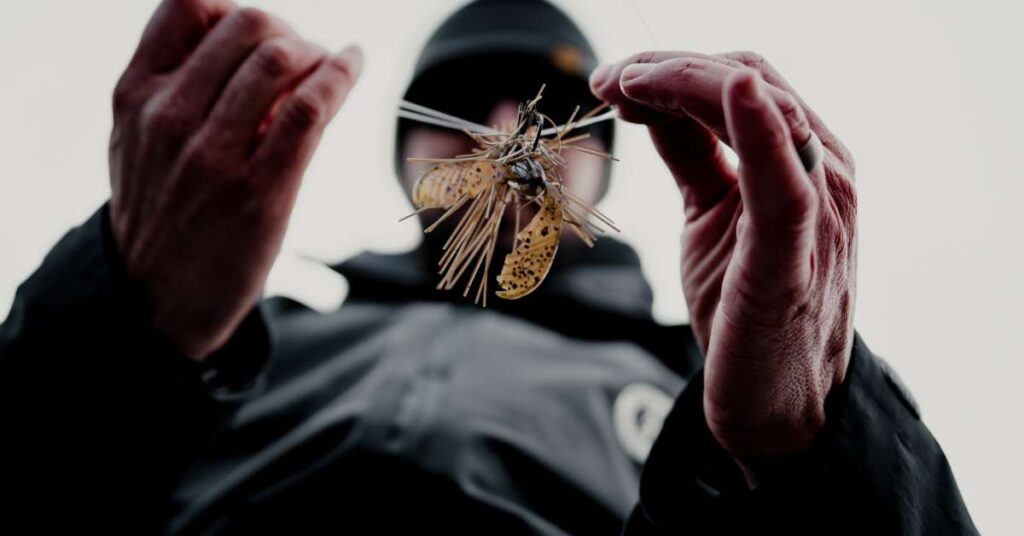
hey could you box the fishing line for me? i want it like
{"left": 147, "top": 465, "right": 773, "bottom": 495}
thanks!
{"left": 627, "top": 0, "right": 661, "bottom": 48}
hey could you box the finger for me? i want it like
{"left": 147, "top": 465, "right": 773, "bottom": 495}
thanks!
{"left": 172, "top": 7, "right": 292, "bottom": 118}
{"left": 721, "top": 51, "right": 853, "bottom": 173}
{"left": 590, "top": 54, "right": 740, "bottom": 216}
{"left": 618, "top": 57, "right": 812, "bottom": 151}
{"left": 591, "top": 50, "right": 805, "bottom": 128}
{"left": 724, "top": 70, "right": 816, "bottom": 237}
{"left": 590, "top": 53, "right": 684, "bottom": 127}
{"left": 606, "top": 50, "right": 830, "bottom": 160}
{"left": 590, "top": 50, "right": 710, "bottom": 108}
{"left": 206, "top": 36, "right": 326, "bottom": 150}
{"left": 255, "top": 46, "right": 363, "bottom": 184}
{"left": 591, "top": 49, "right": 807, "bottom": 113}
{"left": 590, "top": 50, "right": 746, "bottom": 126}
{"left": 127, "top": 0, "right": 235, "bottom": 75}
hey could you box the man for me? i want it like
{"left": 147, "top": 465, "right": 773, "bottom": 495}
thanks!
{"left": 0, "top": 0, "right": 977, "bottom": 533}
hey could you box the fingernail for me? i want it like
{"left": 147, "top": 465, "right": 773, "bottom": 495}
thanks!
{"left": 337, "top": 45, "right": 364, "bottom": 79}
{"left": 590, "top": 63, "right": 613, "bottom": 90}
{"left": 621, "top": 63, "right": 655, "bottom": 85}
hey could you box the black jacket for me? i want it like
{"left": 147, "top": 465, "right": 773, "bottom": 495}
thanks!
{"left": 0, "top": 204, "right": 978, "bottom": 534}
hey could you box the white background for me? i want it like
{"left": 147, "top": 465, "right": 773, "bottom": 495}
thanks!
{"left": 1, "top": 0, "right": 1020, "bottom": 532}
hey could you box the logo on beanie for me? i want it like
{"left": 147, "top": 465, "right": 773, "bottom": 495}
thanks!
{"left": 551, "top": 43, "right": 586, "bottom": 76}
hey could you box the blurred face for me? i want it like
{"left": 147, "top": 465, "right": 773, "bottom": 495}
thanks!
{"left": 401, "top": 98, "right": 607, "bottom": 207}
{"left": 400, "top": 98, "right": 609, "bottom": 251}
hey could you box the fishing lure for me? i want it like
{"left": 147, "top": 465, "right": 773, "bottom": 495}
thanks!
{"left": 399, "top": 86, "right": 619, "bottom": 306}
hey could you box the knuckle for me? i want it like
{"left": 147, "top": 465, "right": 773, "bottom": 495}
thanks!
{"left": 727, "top": 50, "right": 767, "bottom": 74}
{"left": 789, "top": 114, "right": 810, "bottom": 140}
{"left": 140, "top": 98, "right": 191, "bottom": 135}
{"left": 664, "top": 58, "right": 701, "bottom": 82}
{"left": 758, "top": 183, "right": 819, "bottom": 229}
{"left": 180, "top": 142, "right": 214, "bottom": 173}
{"left": 633, "top": 50, "right": 661, "bottom": 64}
{"left": 770, "top": 186, "right": 819, "bottom": 229}
{"left": 180, "top": 140, "right": 237, "bottom": 181}
{"left": 792, "top": 187, "right": 820, "bottom": 221}
{"left": 652, "top": 59, "right": 702, "bottom": 109}
{"left": 232, "top": 7, "right": 274, "bottom": 33}
{"left": 112, "top": 74, "right": 140, "bottom": 116}
{"left": 709, "top": 51, "right": 747, "bottom": 69}
{"left": 283, "top": 92, "right": 324, "bottom": 129}
{"left": 774, "top": 91, "right": 799, "bottom": 118}
{"left": 253, "top": 38, "right": 298, "bottom": 78}
{"left": 775, "top": 93, "right": 810, "bottom": 134}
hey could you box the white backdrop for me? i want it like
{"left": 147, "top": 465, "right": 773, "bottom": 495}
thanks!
{"left": 1, "top": 0, "right": 1020, "bottom": 532}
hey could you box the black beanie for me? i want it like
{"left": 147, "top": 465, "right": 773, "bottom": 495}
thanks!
{"left": 394, "top": 0, "right": 614, "bottom": 199}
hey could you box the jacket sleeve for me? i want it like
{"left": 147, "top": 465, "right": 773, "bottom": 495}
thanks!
{"left": 0, "top": 203, "right": 273, "bottom": 530}
{"left": 623, "top": 333, "right": 978, "bottom": 535}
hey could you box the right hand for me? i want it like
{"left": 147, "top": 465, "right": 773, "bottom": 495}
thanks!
{"left": 108, "top": 0, "right": 362, "bottom": 360}
{"left": 589, "top": 52, "right": 857, "bottom": 468}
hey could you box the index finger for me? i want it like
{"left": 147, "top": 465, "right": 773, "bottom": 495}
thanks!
{"left": 127, "top": 0, "right": 236, "bottom": 75}
{"left": 589, "top": 51, "right": 709, "bottom": 104}
{"left": 592, "top": 52, "right": 812, "bottom": 151}
{"left": 588, "top": 51, "right": 703, "bottom": 125}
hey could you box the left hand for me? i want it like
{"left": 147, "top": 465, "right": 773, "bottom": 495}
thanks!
{"left": 590, "top": 51, "right": 858, "bottom": 479}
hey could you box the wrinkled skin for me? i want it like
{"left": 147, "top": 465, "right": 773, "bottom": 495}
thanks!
{"left": 108, "top": 0, "right": 361, "bottom": 359}
{"left": 590, "top": 51, "right": 858, "bottom": 483}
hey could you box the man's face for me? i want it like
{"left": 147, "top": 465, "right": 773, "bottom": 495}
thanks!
{"left": 401, "top": 97, "right": 608, "bottom": 206}
{"left": 400, "top": 98, "right": 609, "bottom": 251}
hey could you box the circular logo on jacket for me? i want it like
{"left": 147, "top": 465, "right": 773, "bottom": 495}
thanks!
{"left": 613, "top": 382, "right": 673, "bottom": 464}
